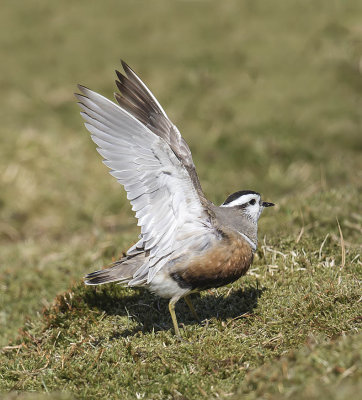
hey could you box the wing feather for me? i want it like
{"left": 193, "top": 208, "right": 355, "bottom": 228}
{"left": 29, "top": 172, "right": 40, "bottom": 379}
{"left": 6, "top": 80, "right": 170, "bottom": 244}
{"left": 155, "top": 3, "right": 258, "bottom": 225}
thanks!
{"left": 114, "top": 61, "right": 206, "bottom": 200}
{"left": 76, "top": 73, "right": 215, "bottom": 284}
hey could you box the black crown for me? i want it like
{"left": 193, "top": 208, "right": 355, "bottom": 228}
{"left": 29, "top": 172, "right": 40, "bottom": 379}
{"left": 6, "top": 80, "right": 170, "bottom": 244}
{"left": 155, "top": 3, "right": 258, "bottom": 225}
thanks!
{"left": 222, "top": 190, "right": 260, "bottom": 205}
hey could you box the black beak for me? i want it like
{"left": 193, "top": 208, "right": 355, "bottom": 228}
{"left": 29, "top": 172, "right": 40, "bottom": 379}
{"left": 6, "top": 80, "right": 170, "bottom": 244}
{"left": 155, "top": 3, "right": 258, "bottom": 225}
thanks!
{"left": 262, "top": 201, "right": 275, "bottom": 207}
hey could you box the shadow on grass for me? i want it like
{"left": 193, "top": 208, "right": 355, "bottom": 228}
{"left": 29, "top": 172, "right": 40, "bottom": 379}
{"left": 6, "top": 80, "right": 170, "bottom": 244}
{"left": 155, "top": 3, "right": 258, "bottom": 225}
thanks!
{"left": 83, "top": 284, "right": 266, "bottom": 337}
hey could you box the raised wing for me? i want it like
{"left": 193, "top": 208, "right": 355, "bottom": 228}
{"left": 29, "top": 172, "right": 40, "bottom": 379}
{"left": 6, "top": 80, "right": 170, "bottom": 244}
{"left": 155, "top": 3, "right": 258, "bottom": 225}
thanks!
{"left": 75, "top": 74, "right": 214, "bottom": 285}
{"left": 114, "top": 61, "right": 205, "bottom": 199}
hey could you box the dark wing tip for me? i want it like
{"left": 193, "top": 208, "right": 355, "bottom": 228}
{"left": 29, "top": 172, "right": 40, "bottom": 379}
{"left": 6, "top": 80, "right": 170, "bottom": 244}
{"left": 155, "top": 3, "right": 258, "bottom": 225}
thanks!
{"left": 115, "top": 69, "right": 125, "bottom": 82}
{"left": 120, "top": 59, "right": 129, "bottom": 71}
{"left": 76, "top": 84, "right": 92, "bottom": 98}
{"left": 74, "top": 84, "right": 86, "bottom": 99}
{"left": 77, "top": 84, "right": 87, "bottom": 91}
{"left": 115, "top": 79, "right": 123, "bottom": 93}
{"left": 120, "top": 59, "right": 137, "bottom": 79}
{"left": 74, "top": 92, "right": 86, "bottom": 102}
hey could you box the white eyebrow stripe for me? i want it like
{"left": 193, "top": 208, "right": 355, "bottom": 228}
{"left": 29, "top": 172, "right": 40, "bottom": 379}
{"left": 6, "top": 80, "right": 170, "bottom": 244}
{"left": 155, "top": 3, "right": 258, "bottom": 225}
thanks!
{"left": 221, "top": 193, "right": 260, "bottom": 207}
{"left": 237, "top": 231, "right": 257, "bottom": 251}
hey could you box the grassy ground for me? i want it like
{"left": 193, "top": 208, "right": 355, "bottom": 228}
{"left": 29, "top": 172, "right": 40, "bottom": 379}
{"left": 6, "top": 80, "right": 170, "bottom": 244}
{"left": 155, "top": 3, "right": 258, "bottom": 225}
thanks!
{"left": 0, "top": 0, "right": 361, "bottom": 398}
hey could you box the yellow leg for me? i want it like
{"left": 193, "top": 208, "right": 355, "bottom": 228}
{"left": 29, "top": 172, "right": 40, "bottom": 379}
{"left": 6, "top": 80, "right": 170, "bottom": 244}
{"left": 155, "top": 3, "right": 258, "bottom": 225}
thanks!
{"left": 168, "top": 298, "right": 180, "bottom": 336}
{"left": 184, "top": 295, "right": 200, "bottom": 322}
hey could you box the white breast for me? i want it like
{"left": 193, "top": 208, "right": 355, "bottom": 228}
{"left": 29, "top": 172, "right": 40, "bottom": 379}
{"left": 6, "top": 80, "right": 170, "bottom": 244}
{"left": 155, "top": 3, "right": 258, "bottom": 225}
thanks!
{"left": 148, "top": 270, "right": 190, "bottom": 299}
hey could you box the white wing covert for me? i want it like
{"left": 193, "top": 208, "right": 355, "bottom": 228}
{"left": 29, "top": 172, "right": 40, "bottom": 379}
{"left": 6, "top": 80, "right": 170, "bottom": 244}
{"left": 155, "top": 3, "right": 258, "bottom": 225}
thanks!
{"left": 76, "top": 77, "right": 214, "bottom": 285}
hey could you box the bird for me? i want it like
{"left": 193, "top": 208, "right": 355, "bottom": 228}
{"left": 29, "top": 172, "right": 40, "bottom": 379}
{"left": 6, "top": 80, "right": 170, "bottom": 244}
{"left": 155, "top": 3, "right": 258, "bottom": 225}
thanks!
{"left": 75, "top": 60, "right": 274, "bottom": 336}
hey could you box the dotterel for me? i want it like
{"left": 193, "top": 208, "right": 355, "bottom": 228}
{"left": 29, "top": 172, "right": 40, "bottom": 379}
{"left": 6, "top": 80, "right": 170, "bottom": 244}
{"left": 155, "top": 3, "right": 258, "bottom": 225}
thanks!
{"left": 75, "top": 61, "right": 274, "bottom": 336}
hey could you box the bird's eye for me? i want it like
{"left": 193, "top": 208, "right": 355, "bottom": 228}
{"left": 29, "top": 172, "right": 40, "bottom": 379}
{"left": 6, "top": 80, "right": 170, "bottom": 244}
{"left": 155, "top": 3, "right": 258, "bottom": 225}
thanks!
{"left": 249, "top": 199, "right": 256, "bottom": 205}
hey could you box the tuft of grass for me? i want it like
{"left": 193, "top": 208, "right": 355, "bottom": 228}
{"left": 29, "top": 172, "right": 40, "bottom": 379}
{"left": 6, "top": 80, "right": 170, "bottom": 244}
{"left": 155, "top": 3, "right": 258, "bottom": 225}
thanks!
{"left": 0, "top": 0, "right": 361, "bottom": 398}
{"left": 232, "top": 332, "right": 362, "bottom": 400}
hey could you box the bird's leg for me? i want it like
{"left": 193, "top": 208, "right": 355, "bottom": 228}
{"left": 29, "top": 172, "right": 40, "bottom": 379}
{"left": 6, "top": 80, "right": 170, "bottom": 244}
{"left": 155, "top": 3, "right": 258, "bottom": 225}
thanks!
{"left": 184, "top": 295, "right": 200, "bottom": 322}
{"left": 168, "top": 298, "right": 181, "bottom": 336}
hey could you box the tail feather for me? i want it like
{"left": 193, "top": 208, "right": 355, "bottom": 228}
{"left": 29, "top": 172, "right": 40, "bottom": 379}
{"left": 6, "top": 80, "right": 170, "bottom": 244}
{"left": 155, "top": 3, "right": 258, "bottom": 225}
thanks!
{"left": 84, "top": 253, "right": 147, "bottom": 286}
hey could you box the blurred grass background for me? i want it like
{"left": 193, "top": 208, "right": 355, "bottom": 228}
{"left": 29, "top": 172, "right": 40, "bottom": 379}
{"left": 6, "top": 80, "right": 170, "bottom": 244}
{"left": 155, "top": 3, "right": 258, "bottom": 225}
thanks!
{"left": 0, "top": 0, "right": 361, "bottom": 399}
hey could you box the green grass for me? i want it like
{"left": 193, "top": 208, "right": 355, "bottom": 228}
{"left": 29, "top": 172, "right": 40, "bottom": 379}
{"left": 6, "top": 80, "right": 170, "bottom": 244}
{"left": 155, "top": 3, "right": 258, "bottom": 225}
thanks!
{"left": 0, "top": 0, "right": 361, "bottom": 398}
{"left": 232, "top": 332, "right": 362, "bottom": 400}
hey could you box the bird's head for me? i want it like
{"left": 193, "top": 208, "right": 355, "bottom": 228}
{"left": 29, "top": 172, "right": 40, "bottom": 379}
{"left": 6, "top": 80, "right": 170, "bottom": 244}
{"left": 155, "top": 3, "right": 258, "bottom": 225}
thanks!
{"left": 221, "top": 190, "right": 274, "bottom": 223}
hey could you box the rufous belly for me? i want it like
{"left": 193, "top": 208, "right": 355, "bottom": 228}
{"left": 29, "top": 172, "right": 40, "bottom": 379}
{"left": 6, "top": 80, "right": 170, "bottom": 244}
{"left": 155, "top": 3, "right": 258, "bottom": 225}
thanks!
{"left": 171, "top": 233, "right": 254, "bottom": 291}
